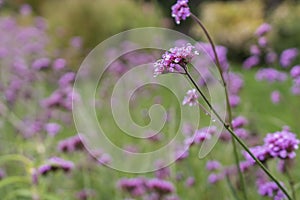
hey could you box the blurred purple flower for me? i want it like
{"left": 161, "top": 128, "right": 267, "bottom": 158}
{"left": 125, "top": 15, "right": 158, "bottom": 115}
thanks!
{"left": 59, "top": 72, "right": 75, "bottom": 87}
{"left": 265, "top": 52, "right": 277, "bottom": 64}
{"left": 271, "top": 91, "right": 281, "bottom": 104}
{"left": 207, "top": 173, "right": 223, "bottom": 184}
{"left": 255, "top": 23, "right": 272, "bottom": 37}
{"left": 196, "top": 43, "right": 229, "bottom": 72}
{"left": 76, "top": 189, "right": 96, "bottom": 200}
{"left": 232, "top": 116, "right": 248, "bottom": 129}
{"left": 258, "top": 37, "right": 268, "bottom": 48}
{"left": 256, "top": 68, "right": 287, "bottom": 82}
{"left": 243, "top": 145, "right": 270, "bottom": 165}
{"left": 206, "top": 160, "right": 222, "bottom": 171}
{"left": 45, "top": 122, "right": 61, "bottom": 136}
{"left": 57, "top": 134, "right": 85, "bottom": 152}
{"left": 257, "top": 181, "right": 286, "bottom": 200}
{"left": 250, "top": 45, "right": 261, "bottom": 55}
{"left": 228, "top": 94, "right": 241, "bottom": 107}
{"left": 70, "top": 36, "right": 82, "bottom": 48}
{"left": 171, "top": 0, "right": 191, "bottom": 24}
{"left": 280, "top": 48, "right": 299, "bottom": 68}
{"left": 53, "top": 58, "right": 66, "bottom": 70}
{"left": 32, "top": 58, "right": 50, "bottom": 70}
{"left": 117, "top": 177, "right": 146, "bottom": 197}
{"left": 185, "top": 176, "right": 195, "bottom": 187}
{"left": 20, "top": 4, "right": 32, "bottom": 16}
{"left": 243, "top": 56, "right": 260, "bottom": 69}
{"left": 38, "top": 157, "right": 74, "bottom": 176}
{"left": 291, "top": 65, "right": 300, "bottom": 78}
{"left": 146, "top": 178, "right": 175, "bottom": 194}
{"left": 182, "top": 89, "right": 199, "bottom": 106}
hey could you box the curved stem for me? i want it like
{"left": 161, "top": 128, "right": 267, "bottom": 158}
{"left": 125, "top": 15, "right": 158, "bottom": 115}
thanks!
{"left": 286, "top": 167, "right": 297, "bottom": 200}
{"left": 190, "top": 13, "right": 247, "bottom": 200}
{"left": 183, "top": 67, "right": 292, "bottom": 200}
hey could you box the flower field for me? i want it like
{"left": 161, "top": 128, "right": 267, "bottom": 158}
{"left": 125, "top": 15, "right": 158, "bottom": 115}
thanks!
{"left": 1, "top": 1, "right": 300, "bottom": 200}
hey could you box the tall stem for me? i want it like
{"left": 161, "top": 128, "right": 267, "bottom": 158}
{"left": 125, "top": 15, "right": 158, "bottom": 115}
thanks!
{"left": 190, "top": 13, "right": 247, "bottom": 200}
{"left": 286, "top": 167, "right": 297, "bottom": 200}
{"left": 182, "top": 67, "right": 292, "bottom": 200}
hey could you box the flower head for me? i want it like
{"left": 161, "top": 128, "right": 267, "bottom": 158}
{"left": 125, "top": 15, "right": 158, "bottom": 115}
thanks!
{"left": 171, "top": 0, "right": 191, "bottom": 24}
{"left": 154, "top": 43, "right": 198, "bottom": 77}
{"left": 243, "top": 145, "right": 270, "bottom": 165}
{"left": 280, "top": 48, "right": 299, "bottom": 68}
{"left": 182, "top": 89, "right": 199, "bottom": 106}
{"left": 258, "top": 181, "right": 286, "bottom": 200}
{"left": 264, "top": 129, "right": 299, "bottom": 159}
{"left": 146, "top": 178, "right": 175, "bottom": 194}
{"left": 255, "top": 23, "right": 272, "bottom": 37}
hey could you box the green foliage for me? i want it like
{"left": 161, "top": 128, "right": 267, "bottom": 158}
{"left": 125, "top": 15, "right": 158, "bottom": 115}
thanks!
{"left": 192, "top": 0, "right": 264, "bottom": 59}
{"left": 270, "top": 2, "right": 300, "bottom": 52}
{"left": 41, "top": 0, "right": 163, "bottom": 50}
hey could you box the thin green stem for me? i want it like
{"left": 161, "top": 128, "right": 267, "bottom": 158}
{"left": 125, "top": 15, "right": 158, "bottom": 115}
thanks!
{"left": 190, "top": 13, "right": 247, "bottom": 200}
{"left": 286, "top": 167, "right": 297, "bottom": 200}
{"left": 182, "top": 67, "right": 292, "bottom": 200}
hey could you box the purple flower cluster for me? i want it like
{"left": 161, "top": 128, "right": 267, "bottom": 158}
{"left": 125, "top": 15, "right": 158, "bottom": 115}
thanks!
{"left": 38, "top": 157, "right": 75, "bottom": 176}
{"left": 264, "top": 129, "right": 299, "bottom": 159}
{"left": 182, "top": 89, "right": 199, "bottom": 106}
{"left": 117, "top": 177, "right": 176, "bottom": 199}
{"left": 223, "top": 72, "right": 244, "bottom": 107}
{"left": 57, "top": 134, "right": 85, "bottom": 153}
{"left": 270, "top": 90, "right": 281, "bottom": 104}
{"left": 280, "top": 48, "right": 298, "bottom": 68}
{"left": 196, "top": 42, "right": 229, "bottom": 72}
{"left": 255, "top": 23, "right": 272, "bottom": 37}
{"left": 243, "top": 127, "right": 299, "bottom": 166}
{"left": 154, "top": 43, "right": 198, "bottom": 77}
{"left": 290, "top": 65, "right": 300, "bottom": 95}
{"left": 185, "top": 126, "right": 217, "bottom": 146}
{"left": 257, "top": 181, "right": 286, "bottom": 200}
{"left": 243, "top": 56, "right": 260, "bottom": 69}
{"left": 256, "top": 68, "right": 287, "bottom": 83}
{"left": 243, "top": 23, "right": 279, "bottom": 68}
{"left": 206, "top": 160, "right": 222, "bottom": 171}
{"left": 171, "top": 0, "right": 191, "bottom": 24}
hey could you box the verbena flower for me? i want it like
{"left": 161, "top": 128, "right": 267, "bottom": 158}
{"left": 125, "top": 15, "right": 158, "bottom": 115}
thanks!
{"left": 185, "top": 177, "right": 195, "bottom": 187}
{"left": 256, "top": 68, "right": 287, "bottom": 83}
{"left": 45, "top": 122, "right": 61, "bottom": 137}
{"left": 154, "top": 43, "right": 198, "bottom": 77}
{"left": 290, "top": 65, "right": 300, "bottom": 78}
{"left": 232, "top": 116, "right": 248, "bottom": 129}
{"left": 146, "top": 178, "right": 175, "bottom": 194}
{"left": 182, "top": 89, "right": 199, "bottom": 106}
{"left": 171, "top": 0, "right": 191, "bottom": 24}
{"left": 243, "top": 145, "right": 270, "bottom": 165}
{"left": 257, "top": 181, "right": 286, "bottom": 200}
{"left": 207, "top": 173, "right": 224, "bottom": 184}
{"left": 57, "top": 134, "right": 85, "bottom": 153}
{"left": 280, "top": 48, "right": 299, "bottom": 68}
{"left": 38, "top": 157, "right": 75, "bottom": 176}
{"left": 206, "top": 160, "right": 222, "bottom": 171}
{"left": 264, "top": 129, "right": 299, "bottom": 159}
{"left": 255, "top": 23, "right": 272, "bottom": 37}
{"left": 271, "top": 91, "right": 281, "bottom": 104}
{"left": 196, "top": 42, "right": 229, "bottom": 72}
{"left": 243, "top": 56, "right": 260, "bottom": 69}
{"left": 117, "top": 177, "right": 146, "bottom": 197}
{"left": 265, "top": 52, "right": 277, "bottom": 64}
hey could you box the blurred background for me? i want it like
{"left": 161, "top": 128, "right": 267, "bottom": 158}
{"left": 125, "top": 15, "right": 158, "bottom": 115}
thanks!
{"left": 2, "top": 0, "right": 300, "bottom": 63}
{"left": 1, "top": 0, "right": 300, "bottom": 199}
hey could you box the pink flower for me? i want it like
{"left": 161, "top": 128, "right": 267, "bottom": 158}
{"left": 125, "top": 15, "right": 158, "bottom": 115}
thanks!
{"left": 182, "top": 89, "right": 199, "bottom": 106}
